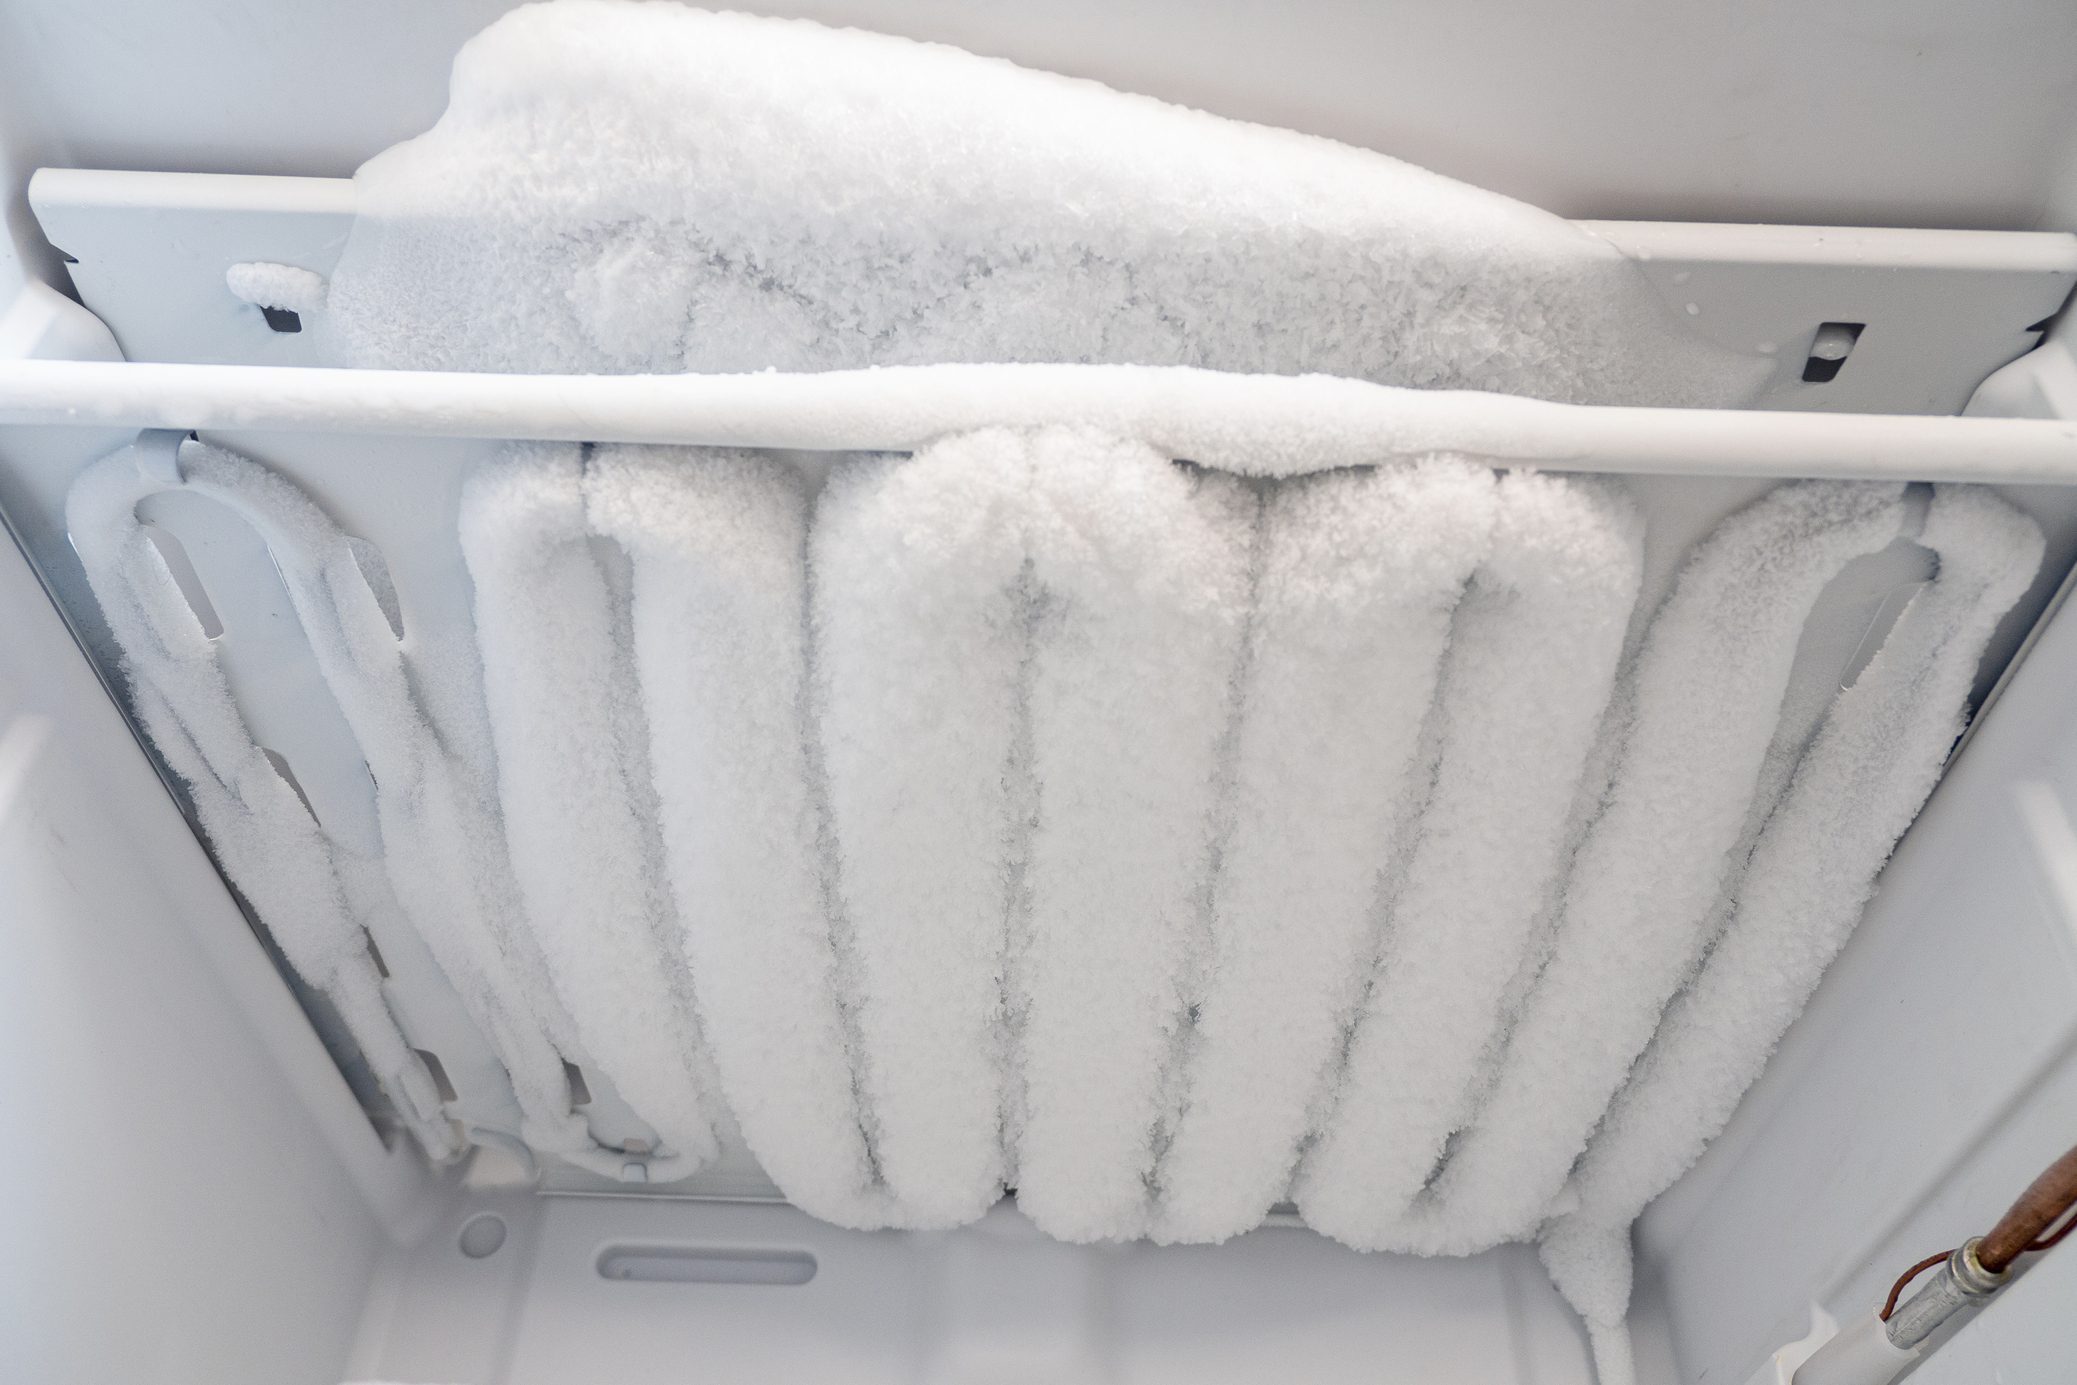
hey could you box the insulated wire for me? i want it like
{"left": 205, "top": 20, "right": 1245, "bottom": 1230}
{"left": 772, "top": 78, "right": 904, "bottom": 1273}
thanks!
{"left": 1879, "top": 1251, "right": 1953, "bottom": 1322}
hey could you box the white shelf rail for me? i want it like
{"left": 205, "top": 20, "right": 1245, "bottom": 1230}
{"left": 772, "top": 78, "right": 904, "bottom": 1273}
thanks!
{"left": 3, "top": 358, "right": 2077, "bottom": 483}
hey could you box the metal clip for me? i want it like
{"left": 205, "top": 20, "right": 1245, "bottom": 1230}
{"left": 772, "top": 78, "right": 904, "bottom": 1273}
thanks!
{"left": 131, "top": 427, "right": 187, "bottom": 486}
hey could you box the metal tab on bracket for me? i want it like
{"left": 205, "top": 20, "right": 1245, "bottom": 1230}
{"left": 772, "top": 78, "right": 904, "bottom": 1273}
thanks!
{"left": 1580, "top": 219, "right": 2077, "bottom": 414}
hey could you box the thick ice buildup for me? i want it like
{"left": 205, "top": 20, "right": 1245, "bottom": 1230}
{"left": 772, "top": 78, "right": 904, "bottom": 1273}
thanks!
{"left": 329, "top": 1, "right": 1767, "bottom": 407}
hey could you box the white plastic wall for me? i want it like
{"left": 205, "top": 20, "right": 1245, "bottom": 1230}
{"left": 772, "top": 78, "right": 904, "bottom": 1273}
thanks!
{"left": 1636, "top": 571, "right": 2077, "bottom": 1380}
{"left": 0, "top": 512, "right": 441, "bottom": 1384}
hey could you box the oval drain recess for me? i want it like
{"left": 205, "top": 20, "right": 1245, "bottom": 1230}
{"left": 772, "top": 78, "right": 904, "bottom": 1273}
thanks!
{"left": 596, "top": 1244, "right": 817, "bottom": 1286}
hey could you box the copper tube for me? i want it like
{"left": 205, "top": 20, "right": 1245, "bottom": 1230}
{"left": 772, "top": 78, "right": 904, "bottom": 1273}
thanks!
{"left": 1976, "top": 1141, "right": 2077, "bottom": 1273}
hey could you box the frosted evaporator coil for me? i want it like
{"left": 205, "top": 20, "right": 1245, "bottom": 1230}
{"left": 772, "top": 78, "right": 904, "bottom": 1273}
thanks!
{"left": 57, "top": 426, "right": 2045, "bottom": 1378}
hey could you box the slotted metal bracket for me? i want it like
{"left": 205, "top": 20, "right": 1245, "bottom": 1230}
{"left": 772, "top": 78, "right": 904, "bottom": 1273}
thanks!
{"left": 27, "top": 168, "right": 2077, "bottom": 416}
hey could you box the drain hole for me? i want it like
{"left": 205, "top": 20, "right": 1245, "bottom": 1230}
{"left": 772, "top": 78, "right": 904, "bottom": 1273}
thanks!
{"left": 563, "top": 1061, "right": 593, "bottom": 1108}
{"left": 597, "top": 1245, "right": 817, "bottom": 1286}
{"left": 141, "top": 522, "right": 224, "bottom": 639}
{"left": 1801, "top": 322, "right": 1864, "bottom": 383}
{"left": 346, "top": 536, "right": 406, "bottom": 640}
{"left": 259, "top": 748, "right": 318, "bottom": 822}
{"left": 415, "top": 1048, "right": 459, "bottom": 1103}
{"left": 260, "top": 305, "right": 302, "bottom": 333}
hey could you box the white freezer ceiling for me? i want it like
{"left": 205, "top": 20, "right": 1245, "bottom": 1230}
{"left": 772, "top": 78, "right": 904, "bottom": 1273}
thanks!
{"left": 2, "top": 0, "right": 2077, "bottom": 240}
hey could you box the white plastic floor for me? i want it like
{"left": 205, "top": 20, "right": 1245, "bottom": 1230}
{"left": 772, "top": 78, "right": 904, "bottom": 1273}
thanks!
{"left": 350, "top": 1192, "right": 1608, "bottom": 1385}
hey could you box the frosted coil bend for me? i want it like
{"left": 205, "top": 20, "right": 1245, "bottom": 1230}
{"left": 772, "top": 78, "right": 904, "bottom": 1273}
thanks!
{"left": 459, "top": 448, "right": 725, "bottom": 1175}
{"left": 69, "top": 440, "right": 654, "bottom": 1178}
{"left": 1537, "top": 484, "right": 2044, "bottom": 1385}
